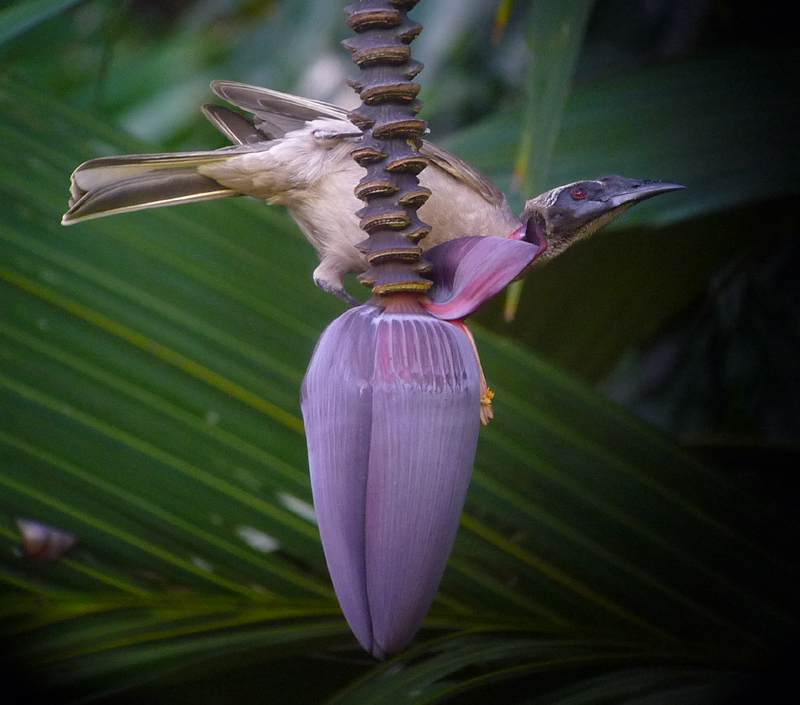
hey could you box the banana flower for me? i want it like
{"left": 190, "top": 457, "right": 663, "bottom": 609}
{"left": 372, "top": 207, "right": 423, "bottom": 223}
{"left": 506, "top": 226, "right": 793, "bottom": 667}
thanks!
{"left": 301, "top": 229, "right": 544, "bottom": 657}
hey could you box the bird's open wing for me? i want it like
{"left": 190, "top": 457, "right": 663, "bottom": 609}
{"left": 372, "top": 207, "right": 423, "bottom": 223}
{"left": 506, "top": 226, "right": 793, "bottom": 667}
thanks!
{"left": 209, "top": 81, "right": 506, "bottom": 207}
{"left": 210, "top": 81, "right": 350, "bottom": 139}
{"left": 202, "top": 104, "right": 268, "bottom": 145}
{"left": 419, "top": 140, "right": 507, "bottom": 207}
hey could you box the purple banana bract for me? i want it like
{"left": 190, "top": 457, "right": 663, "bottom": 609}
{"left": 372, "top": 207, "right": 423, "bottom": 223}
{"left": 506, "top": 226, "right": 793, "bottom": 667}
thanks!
{"left": 301, "top": 234, "right": 543, "bottom": 657}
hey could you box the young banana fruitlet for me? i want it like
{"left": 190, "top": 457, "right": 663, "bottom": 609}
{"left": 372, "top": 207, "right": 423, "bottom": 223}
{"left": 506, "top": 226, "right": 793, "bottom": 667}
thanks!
{"left": 62, "top": 81, "right": 682, "bottom": 304}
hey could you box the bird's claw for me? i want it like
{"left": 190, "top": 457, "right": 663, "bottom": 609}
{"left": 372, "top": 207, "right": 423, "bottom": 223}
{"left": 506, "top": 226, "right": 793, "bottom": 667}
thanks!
{"left": 315, "top": 278, "right": 361, "bottom": 307}
{"left": 339, "top": 291, "right": 361, "bottom": 307}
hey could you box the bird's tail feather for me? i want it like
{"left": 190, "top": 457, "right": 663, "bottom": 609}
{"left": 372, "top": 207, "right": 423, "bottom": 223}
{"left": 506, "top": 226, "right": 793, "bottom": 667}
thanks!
{"left": 62, "top": 152, "right": 240, "bottom": 225}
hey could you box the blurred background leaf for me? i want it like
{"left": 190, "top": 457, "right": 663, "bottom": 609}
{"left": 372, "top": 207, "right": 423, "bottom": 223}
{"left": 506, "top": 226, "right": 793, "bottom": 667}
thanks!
{"left": 1, "top": 0, "right": 799, "bottom": 702}
{"left": 0, "top": 0, "right": 86, "bottom": 45}
{"left": 501, "top": 0, "right": 593, "bottom": 321}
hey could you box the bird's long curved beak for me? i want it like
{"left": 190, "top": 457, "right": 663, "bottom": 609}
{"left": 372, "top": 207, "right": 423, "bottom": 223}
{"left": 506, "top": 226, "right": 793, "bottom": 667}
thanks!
{"left": 607, "top": 179, "right": 685, "bottom": 208}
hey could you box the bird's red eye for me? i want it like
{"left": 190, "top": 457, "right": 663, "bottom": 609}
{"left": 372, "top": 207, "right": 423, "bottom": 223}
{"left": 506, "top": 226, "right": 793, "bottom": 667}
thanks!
{"left": 572, "top": 187, "right": 588, "bottom": 199}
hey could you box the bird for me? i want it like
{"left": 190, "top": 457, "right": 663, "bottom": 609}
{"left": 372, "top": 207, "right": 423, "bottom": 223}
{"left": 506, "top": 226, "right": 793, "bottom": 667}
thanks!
{"left": 62, "top": 81, "right": 683, "bottom": 304}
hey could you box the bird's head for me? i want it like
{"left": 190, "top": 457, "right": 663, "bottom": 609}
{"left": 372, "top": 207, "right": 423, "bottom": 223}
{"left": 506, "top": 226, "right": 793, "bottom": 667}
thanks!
{"left": 520, "top": 176, "right": 684, "bottom": 259}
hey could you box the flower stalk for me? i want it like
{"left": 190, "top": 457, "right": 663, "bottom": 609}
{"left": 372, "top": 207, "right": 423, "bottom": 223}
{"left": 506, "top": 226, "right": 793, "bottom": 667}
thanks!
{"left": 343, "top": 0, "right": 432, "bottom": 296}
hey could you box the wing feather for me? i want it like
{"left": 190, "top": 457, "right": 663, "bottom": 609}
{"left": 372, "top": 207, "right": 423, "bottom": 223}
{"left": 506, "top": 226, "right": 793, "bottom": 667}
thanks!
{"left": 209, "top": 81, "right": 505, "bottom": 205}
{"left": 420, "top": 140, "right": 506, "bottom": 207}
{"left": 210, "top": 81, "right": 348, "bottom": 138}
